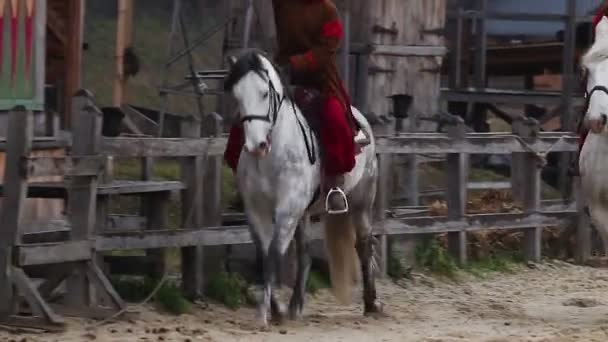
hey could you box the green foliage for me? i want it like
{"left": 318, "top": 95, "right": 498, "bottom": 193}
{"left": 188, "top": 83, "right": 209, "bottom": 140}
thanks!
{"left": 414, "top": 237, "right": 458, "bottom": 279}
{"left": 465, "top": 252, "right": 523, "bottom": 278}
{"left": 154, "top": 281, "right": 191, "bottom": 315}
{"left": 306, "top": 270, "right": 331, "bottom": 295}
{"left": 387, "top": 254, "right": 410, "bottom": 280}
{"left": 205, "top": 271, "right": 250, "bottom": 310}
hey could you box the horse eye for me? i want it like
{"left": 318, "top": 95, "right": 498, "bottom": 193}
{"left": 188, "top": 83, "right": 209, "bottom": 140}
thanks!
{"left": 262, "top": 91, "right": 269, "bottom": 99}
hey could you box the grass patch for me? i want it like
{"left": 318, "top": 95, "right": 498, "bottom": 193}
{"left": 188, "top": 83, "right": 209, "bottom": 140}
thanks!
{"left": 415, "top": 236, "right": 459, "bottom": 279}
{"left": 110, "top": 276, "right": 191, "bottom": 315}
{"left": 306, "top": 270, "right": 331, "bottom": 295}
{"left": 205, "top": 271, "right": 252, "bottom": 310}
{"left": 465, "top": 253, "right": 523, "bottom": 278}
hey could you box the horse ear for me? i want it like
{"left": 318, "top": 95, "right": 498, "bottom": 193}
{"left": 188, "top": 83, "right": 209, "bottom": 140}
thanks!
{"left": 597, "top": 16, "right": 608, "bottom": 41}
{"left": 227, "top": 55, "right": 237, "bottom": 67}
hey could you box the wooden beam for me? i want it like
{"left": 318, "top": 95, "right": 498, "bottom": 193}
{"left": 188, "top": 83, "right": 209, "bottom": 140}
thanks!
{"left": 17, "top": 241, "right": 92, "bottom": 266}
{"left": 26, "top": 156, "right": 106, "bottom": 178}
{"left": 371, "top": 45, "right": 447, "bottom": 57}
{"left": 96, "top": 211, "right": 576, "bottom": 251}
{"left": 113, "top": 0, "right": 134, "bottom": 107}
{"left": 63, "top": 1, "right": 85, "bottom": 128}
{"left": 0, "top": 108, "right": 32, "bottom": 319}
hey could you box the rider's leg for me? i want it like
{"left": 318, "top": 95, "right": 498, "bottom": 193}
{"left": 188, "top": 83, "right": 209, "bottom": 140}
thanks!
{"left": 224, "top": 123, "right": 245, "bottom": 173}
{"left": 320, "top": 95, "right": 356, "bottom": 214}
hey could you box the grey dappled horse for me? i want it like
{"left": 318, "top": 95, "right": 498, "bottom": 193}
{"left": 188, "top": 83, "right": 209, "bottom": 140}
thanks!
{"left": 223, "top": 50, "right": 382, "bottom": 328}
{"left": 581, "top": 17, "right": 608, "bottom": 256}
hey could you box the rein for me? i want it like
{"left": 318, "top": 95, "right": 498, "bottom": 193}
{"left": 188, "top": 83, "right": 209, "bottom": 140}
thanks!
{"left": 240, "top": 70, "right": 316, "bottom": 165}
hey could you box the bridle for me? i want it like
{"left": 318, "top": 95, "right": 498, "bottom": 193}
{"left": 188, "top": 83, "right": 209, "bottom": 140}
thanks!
{"left": 239, "top": 68, "right": 316, "bottom": 164}
{"left": 240, "top": 70, "right": 285, "bottom": 128}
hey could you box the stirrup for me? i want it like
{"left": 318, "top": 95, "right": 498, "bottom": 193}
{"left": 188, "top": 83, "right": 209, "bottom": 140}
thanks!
{"left": 325, "top": 187, "right": 349, "bottom": 215}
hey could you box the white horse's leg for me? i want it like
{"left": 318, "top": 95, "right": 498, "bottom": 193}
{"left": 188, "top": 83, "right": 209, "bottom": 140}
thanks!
{"left": 288, "top": 221, "right": 311, "bottom": 320}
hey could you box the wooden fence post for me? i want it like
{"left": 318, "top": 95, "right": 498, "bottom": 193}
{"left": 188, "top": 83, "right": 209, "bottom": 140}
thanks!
{"left": 513, "top": 118, "right": 542, "bottom": 262}
{"left": 574, "top": 176, "right": 591, "bottom": 263}
{"left": 0, "top": 106, "right": 32, "bottom": 318}
{"left": 180, "top": 115, "right": 205, "bottom": 299}
{"left": 65, "top": 90, "right": 103, "bottom": 307}
{"left": 374, "top": 139, "right": 390, "bottom": 276}
{"left": 446, "top": 117, "right": 468, "bottom": 265}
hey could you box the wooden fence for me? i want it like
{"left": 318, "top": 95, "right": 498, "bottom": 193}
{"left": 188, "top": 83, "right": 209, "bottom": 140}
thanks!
{"left": 0, "top": 90, "right": 584, "bottom": 329}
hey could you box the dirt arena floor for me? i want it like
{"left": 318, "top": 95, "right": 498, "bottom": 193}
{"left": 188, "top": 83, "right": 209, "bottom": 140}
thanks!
{"left": 4, "top": 260, "right": 608, "bottom": 342}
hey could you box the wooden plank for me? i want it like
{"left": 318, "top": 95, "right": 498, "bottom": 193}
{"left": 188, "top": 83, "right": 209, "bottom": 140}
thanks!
{"left": 381, "top": 212, "right": 574, "bottom": 235}
{"left": 65, "top": 91, "right": 101, "bottom": 307}
{"left": 102, "top": 133, "right": 578, "bottom": 158}
{"left": 101, "top": 136, "right": 227, "bottom": 157}
{"left": 85, "top": 261, "right": 125, "bottom": 311}
{"left": 96, "top": 211, "right": 575, "bottom": 250}
{"left": 441, "top": 88, "right": 585, "bottom": 107}
{"left": 97, "top": 181, "right": 184, "bottom": 195}
{"left": 51, "top": 304, "right": 137, "bottom": 321}
{"left": 106, "top": 215, "right": 146, "bottom": 231}
{"left": 371, "top": 44, "right": 447, "bottom": 57}
{"left": 17, "top": 241, "right": 92, "bottom": 266}
{"left": 0, "top": 107, "right": 33, "bottom": 318}
{"left": 377, "top": 134, "right": 578, "bottom": 155}
{"left": 11, "top": 267, "right": 65, "bottom": 325}
{"left": 26, "top": 155, "right": 105, "bottom": 178}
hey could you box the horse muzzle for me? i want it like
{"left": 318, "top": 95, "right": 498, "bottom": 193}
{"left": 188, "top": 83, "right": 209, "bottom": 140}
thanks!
{"left": 585, "top": 114, "right": 608, "bottom": 134}
{"left": 245, "top": 140, "right": 271, "bottom": 158}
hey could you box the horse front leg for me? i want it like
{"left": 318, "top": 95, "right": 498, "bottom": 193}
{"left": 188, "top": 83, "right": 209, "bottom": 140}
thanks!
{"left": 353, "top": 211, "right": 383, "bottom": 315}
{"left": 288, "top": 218, "right": 311, "bottom": 320}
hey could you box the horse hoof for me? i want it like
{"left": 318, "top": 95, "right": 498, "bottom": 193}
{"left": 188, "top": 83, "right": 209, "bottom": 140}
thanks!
{"left": 271, "top": 302, "right": 287, "bottom": 325}
{"left": 364, "top": 301, "right": 385, "bottom": 317}
{"left": 288, "top": 305, "right": 304, "bottom": 321}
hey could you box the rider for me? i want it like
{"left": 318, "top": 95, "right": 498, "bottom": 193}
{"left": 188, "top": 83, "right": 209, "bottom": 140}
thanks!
{"left": 224, "top": 0, "right": 359, "bottom": 214}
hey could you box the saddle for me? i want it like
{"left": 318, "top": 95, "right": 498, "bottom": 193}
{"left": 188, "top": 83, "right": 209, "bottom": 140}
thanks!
{"left": 291, "top": 86, "right": 369, "bottom": 154}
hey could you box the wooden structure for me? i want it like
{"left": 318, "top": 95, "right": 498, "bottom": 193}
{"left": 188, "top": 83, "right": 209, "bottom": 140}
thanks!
{"left": 0, "top": 93, "right": 124, "bottom": 330}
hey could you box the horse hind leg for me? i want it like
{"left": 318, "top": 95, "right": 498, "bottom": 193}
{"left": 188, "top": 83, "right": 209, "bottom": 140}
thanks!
{"left": 353, "top": 211, "right": 383, "bottom": 315}
{"left": 288, "top": 219, "right": 312, "bottom": 320}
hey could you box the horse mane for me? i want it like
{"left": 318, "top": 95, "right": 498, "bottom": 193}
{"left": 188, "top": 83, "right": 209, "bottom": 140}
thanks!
{"left": 223, "top": 49, "right": 293, "bottom": 101}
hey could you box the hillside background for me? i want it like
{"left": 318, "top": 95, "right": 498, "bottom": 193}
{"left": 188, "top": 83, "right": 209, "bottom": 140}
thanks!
{"left": 82, "top": 0, "right": 226, "bottom": 116}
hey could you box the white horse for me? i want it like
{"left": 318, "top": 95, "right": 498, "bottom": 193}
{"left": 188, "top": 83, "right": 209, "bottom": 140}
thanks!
{"left": 580, "top": 17, "right": 608, "bottom": 255}
{"left": 223, "top": 50, "right": 382, "bottom": 327}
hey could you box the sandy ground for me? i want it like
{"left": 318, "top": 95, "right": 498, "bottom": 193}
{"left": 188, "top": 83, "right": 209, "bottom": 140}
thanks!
{"left": 5, "top": 261, "right": 608, "bottom": 342}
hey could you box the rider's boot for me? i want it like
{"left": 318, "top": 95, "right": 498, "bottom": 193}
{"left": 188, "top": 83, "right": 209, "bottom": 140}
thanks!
{"left": 323, "top": 173, "right": 348, "bottom": 215}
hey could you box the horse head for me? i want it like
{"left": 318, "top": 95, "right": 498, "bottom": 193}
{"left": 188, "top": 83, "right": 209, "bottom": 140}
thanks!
{"left": 583, "top": 17, "right": 608, "bottom": 134}
{"left": 224, "top": 50, "right": 287, "bottom": 158}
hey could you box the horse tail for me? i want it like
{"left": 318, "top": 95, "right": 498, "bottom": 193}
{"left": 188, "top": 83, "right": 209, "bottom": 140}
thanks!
{"left": 323, "top": 213, "right": 360, "bottom": 305}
